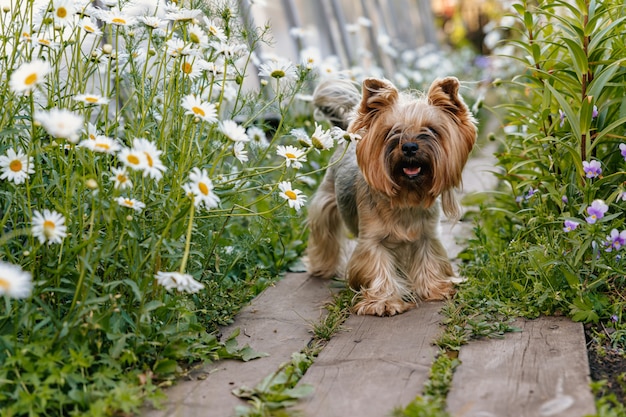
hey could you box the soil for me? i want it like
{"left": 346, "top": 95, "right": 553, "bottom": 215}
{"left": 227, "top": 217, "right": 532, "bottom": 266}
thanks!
{"left": 585, "top": 324, "right": 626, "bottom": 404}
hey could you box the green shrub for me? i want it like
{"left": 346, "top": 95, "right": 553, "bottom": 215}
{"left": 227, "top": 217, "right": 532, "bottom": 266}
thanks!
{"left": 0, "top": 1, "right": 339, "bottom": 414}
{"left": 462, "top": 0, "right": 626, "bottom": 325}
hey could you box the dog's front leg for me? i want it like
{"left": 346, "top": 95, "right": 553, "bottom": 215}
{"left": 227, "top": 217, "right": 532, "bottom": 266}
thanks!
{"left": 347, "top": 240, "right": 415, "bottom": 316}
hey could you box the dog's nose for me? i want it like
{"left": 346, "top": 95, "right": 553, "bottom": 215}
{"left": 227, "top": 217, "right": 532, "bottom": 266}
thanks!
{"left": 402, "top": 142, "right": 419, "bottom": 156}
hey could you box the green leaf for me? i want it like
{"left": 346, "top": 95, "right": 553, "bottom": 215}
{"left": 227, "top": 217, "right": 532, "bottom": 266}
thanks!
{"left": 544, "top": 81, "right": 581, "bottom": 141}
{"left": 153, "top": 359, "right": 178, "bottom": 375}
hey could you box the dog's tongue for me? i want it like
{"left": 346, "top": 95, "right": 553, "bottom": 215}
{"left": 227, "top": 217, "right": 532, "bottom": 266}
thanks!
{"left": 403, "top": 167, "right": 421, "bottom": 176}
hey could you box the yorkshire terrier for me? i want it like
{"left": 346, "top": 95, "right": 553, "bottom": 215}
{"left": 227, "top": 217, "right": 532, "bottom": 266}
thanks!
{"left": 306, "top": 77, "right": 477, "bottom": 316}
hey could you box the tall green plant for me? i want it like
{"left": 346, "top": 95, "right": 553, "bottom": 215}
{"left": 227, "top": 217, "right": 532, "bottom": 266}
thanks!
{"left": 0, "top": 1, "right": 345, "bottom": 415}
{"left": 463, "top": 0, "right": 626, "bottom": 323}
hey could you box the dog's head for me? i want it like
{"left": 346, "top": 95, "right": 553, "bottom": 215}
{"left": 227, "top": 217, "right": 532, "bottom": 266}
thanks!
{"left": 350, "top": 77, "right": 477, "bottom": 217}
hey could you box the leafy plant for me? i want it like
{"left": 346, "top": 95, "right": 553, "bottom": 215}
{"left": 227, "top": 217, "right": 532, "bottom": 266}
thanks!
{"left": 463, "top": 0, "right": 626, "bottom": 323}
{"left": 0, "top": 1, "right": 344, "bottom": 415}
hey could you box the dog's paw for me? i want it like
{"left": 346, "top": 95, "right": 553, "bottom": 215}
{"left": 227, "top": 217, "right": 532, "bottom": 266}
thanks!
{"left": 422, "top": 280, "right": 456, "bottom": 301}
{"left": 353, "top": 297, "right": 415, "bottom": 316}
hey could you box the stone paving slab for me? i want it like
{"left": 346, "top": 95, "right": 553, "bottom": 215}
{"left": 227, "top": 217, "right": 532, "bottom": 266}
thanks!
{"left": 293, "top": 301, "right": 444, "bottom": 417}
{"left": 447, "top": 317, "right": 596, "bottom": 417}
{"left": 143, "top": 272, "right": 335, "bottom": 417}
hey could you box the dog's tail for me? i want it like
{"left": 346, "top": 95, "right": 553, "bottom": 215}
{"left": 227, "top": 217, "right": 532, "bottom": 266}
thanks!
{"left": 312, "top": 78, "right": 360, "bottom": 130}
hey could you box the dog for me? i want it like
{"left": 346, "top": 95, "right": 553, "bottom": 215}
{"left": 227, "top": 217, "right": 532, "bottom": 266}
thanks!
{"left": 306, "top": 76, "right": 477, "bottom": 316}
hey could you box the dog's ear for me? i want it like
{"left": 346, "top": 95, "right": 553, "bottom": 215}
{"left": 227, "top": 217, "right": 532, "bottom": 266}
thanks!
{"left": 427, "top": 77, "right": 469, "bottom": 117}
{"left": 359, "top": 78, "right": 399, "bottom": 113}
{"left": 351, "top": 78, "right": 398, "bottom": 132}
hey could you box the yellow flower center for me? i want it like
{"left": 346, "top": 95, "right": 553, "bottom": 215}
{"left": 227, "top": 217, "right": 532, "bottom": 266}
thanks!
{"left": 190, "top": 33, "right": 200, "bottom": 43}
{"left": 24, "top": 73, "right": 38, "bottom": 85}
{"left": 10, "top": 160, "right": 22, "bottom": 172}
{"left": 198, "top": 182, "right": 209, "bottom": 196}
{"left": 0, "top": 277, "right": 9, "bottom": 290}
{"left": 85, "top": 96, "right": 99, "bottom": 103}
{"left": 39, "top": 39, "right": 51, "bottom": 46}
{"left": 285, "top": 152, "right": 296, "bottom": 159}
{"left": 127, "top": 154, "right": 140, "bottom": 165}
{"left": 95, "top": 143, "right": 110, "bottom": 150}
{"left": 192, "top": 106, "right": 205, "bottom": 116}
{"left": 112, "top": 18, "right": 126, "bottom": 25}
{"left": 56, "top": 7, "right": 67, "bottom": 18}
{"left": 270, "top": 69, "right": 285, "bottom": 79}
{"left": 182, "top": 62, "right": 193, "bottom": 74}
{"left": 124, "top": 199, "right": 133, "bottom": 206}
{"left": 311, "top": 137, "right": 324, "bottom": 150}
{"left": 43, "top": 220, "right": 56, "bottom": 237}
{"left": 285, "top": 190, "right": 297, "bottom": 200}
{"left": 144, "top": 152, "right": 154, "bottom": 167}
{"left": 117, "top": 174, "right": 127, "bottom": 183}
{"left": 84, "top": 25, "right": 95, "bottom": 33}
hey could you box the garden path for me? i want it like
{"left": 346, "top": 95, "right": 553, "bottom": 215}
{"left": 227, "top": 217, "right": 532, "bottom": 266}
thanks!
{"left": 142, "top": 141, "right": 597, "bottom": 416}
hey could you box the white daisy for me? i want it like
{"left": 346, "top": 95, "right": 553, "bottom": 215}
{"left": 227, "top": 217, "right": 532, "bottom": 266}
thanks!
{"left": 183, "top": 167, "right": 220, "bottom": 210}
{"left": 155, "top": 271, "right": 204, "bottom": 293}
{"left": 31, "top": 36, "right": 60, "bottom": 50}
{"left": 116, "top": 196, "right": 145, "bottom": 212}
{"left": 203, "top": 18, "right": 227, "bottom": 41}
{"left": 258, "top": 57, "right": 298, "bottom": 80}
{"left": 118, "top": 147, "right": 147, "bottom": 171}
{"left": 180, "top": 94, "right": 217, "bottom": 123}
{"left": 0, "top": 148, "right": 34, "bottom": 185}
{"left": 232, "top": 141, "right": 248, "bottom": 163}
{"left": 138, "top": 15, "right": 165, "bottom": 30}
{"left": 79, "top": 135, "right": 120, "bottom": 154}
{"left": 310, "top": 123, "right": 334, "bottom": 150}
{"left": 32, "top": 209, "right": 68, "bottom": 245}
{"left": 247, "top": 126, "right": 268, "bottom": 148}
{"left": 9, "top": 60, "right": 50, "bottom": 94}
{"left": 178, "top": 56, "right": 207, "bottom": 80}
{"left": 52, "top": 0, "right": 76, "bottom": 27}
{"left": 166, "top": 37, "right": 197, "bottom": 57}
{"left": 0, "top": 261, "right": 33, "bottom": 299}
{"left": 165, "top": 8, "right": 202, "bottom": 22}
{"left": 210, "top": 40, "right": 247, "bottom": 59}
{"left": 73, "top": 93, "right": 110, "bottom": 106}
{"left": 187, "top": 23, "right": 209, "bottom": 47}
{"left": 99, "top": 9, "right": 137, "bottom": 27}
{"left": 219, "top": 120, "right": 249, "bottom": 142}
{"left": 85, "top": 123, "right": 99, "bottom": 141}
{"left": 290, "top": 127, "right": 311, "bottom": 147}
{"left": 35, "top": 108, "right": 84, "bottom": 143}
{"left": 110, "top": 167, "right": 132, "bottom": 190}
{"left": 132, "top": 138, "right": 167, "bottom": 181}
{"left": 78, "top": 17, "right": 102, "bottom": 35}
{"left": 278, "top": 181, "right": 306, "bottom": 211}
{"left": 276, "top": 145, "right": 306, "bottom": 169}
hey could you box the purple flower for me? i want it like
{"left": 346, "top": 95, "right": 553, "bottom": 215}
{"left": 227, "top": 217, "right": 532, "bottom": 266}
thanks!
{"left": 586, "top": 199, "right": 608, "bottom": 224}
{"left": 592, "top": 105, "right": 598, "bottom": 119}
{"left": 559, "top": 109, "right": 566, "bottom": 127}
{"left": 611, "top": 314, "right": 619, "bottom": 323}
{"left": 562, "top": 195, "right": 568, "bottom": 204}
{"left": 618, "top": 191, "right": 626, "bottom": 202}
{"left": 526, "top": 187, "right": 537, "bottom": 200}
{"left": 563, "top": 220, "right": 579, "bottom": 232}
{"left": 583, "top": 160, "right": 602, "bottom": 178}
{"left": 605, "top": 229, "right": 626, "bottom": 252}
{"left": 620, "top": 143, "right": 626, "bottom": 161}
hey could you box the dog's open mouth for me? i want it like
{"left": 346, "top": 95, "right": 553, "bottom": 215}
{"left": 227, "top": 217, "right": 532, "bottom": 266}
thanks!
{"left": 402, "top": 166, "right": 421, "bottom": 178}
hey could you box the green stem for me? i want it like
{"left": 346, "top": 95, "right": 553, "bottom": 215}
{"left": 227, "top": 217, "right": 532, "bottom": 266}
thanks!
{"left": 179, "top": 201, "right": 195, "bottom": 273}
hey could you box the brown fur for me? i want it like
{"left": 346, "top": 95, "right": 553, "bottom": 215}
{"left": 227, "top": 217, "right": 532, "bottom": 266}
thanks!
{"left": 306, "top": 77, "right": 477, "bottom": 316}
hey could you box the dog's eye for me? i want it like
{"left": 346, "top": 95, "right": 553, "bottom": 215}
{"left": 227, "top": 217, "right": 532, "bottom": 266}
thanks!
{"left": 426, "top": 127, "right": 438, "bottom": 137}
